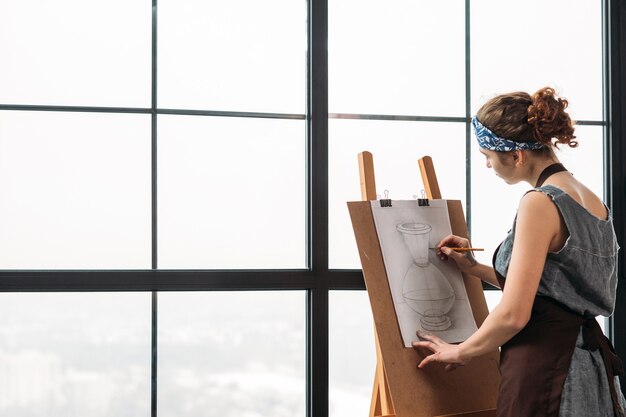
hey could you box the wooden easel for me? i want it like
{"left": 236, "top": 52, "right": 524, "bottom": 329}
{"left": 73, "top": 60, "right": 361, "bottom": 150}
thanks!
{"left": 350, "top": 152, "right": 500, "bottom": 417}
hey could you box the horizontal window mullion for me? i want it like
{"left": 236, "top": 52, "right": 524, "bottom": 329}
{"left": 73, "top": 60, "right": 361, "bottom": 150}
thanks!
{"left": 0, "top": 104, "right": 152, "bottom": 114}
{"left": 329, "top": 113, "right": 606, "bottom": 126}
{"left": 0, "top": 106, "right": 606, "bottom": 126}
{"left": 330, "top": 113, "right": 467, "bottom": 122}
{"left": 0, "top": 269, "right": 365, "bottom": 291}
{"left": 0, "top": 104, "right": 306, "bottom": 120}
{"left": 158, "top": 108, "right": 306, "bottom": 120}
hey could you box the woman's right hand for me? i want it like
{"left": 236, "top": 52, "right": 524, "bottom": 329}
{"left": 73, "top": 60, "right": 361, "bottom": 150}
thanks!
{"left": 436, "top": 234, "right": 478, "bottom": 273}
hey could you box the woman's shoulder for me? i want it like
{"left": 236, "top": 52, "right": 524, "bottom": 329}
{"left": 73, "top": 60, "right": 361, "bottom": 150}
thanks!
{"left": 515, "top": 189, "right": 562, "bottom": 243}
{"left": 535, "top": 180, "right": 609, "bottom": 222}
{"left": 518, "top": 188, "right": 561, "bottom": 220}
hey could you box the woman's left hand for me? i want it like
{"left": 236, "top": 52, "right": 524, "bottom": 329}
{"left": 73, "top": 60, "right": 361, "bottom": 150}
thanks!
{"left": 412, "top": 331, "right": 470, "bottom": 371}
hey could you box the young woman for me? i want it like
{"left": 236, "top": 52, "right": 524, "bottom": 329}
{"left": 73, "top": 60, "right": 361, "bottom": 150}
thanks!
{"left": 412, "top": 87, "right": 625, "bottom": 417}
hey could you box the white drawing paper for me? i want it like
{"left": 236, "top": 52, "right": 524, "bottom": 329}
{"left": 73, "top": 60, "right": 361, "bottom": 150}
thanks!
{"left": 370, "top": 200, "right": 478, "bottom": 347}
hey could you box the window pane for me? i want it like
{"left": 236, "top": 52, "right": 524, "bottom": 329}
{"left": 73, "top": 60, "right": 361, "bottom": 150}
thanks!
{"left": 329, "top": 0, "right": 465, "bottom": 116}
{"left": 329, "top": 291, "right": 376, "bottom": 417}
{"left": 158, "top": 291, "right": 305, "bottom": 417}
{"left": 556, "top": 125, "right": 604, "bottom": 199}
{"left": 484, "top": 290, "right": 502, "bottom": 312}
{"left": 471, "top": 0, "right": 602, "bottom": 121}
{"left": 157, "top": 115, "right": 306, "bottom": 269}
{"left": 0, "top": 292, "right": 151, "bottom": 417}
{"left": 0, "top": 111, "right": 151, "bottom": 269}
{"left": 0, "top": 0, "right": 151, "bottom": 107}
{"left": 329, "top": 120, "right": 466, "bottom": 269}
{"left": 158, "top": 0, "right": 306, "bottom": 114}
{"left": 470, "top": 144, "right": 530, "bottom": 266}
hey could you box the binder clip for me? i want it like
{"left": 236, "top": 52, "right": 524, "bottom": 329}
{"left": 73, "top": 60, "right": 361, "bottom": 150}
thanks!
{"left": 379, "top": 190, "right": 392, "bottom": 207}
{"left": 417, "top": 190, "right": 429, "bottom": 207}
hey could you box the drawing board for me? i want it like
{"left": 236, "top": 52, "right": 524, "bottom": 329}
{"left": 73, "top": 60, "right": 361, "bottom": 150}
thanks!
{"left": 348, "top": 199, "right": 500, "bottom": 417}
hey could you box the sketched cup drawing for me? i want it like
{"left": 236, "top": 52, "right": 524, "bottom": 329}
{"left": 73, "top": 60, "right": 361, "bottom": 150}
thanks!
{"left": 396, "top": 222, "right": 455, "bottom": 331}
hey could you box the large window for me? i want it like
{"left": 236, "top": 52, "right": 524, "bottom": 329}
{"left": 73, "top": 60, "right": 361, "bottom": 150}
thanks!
{"left": 0, "top": 1, "right": 623, "bottom": 416}
{"left": 327, "top": 0, "right": 610, "bottom": 410}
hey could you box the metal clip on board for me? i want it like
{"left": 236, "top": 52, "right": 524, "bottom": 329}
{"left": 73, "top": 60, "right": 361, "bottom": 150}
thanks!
{"left": 417, "top": 189, "right": 429, "bottom": 207}
{"left": 379, "top": 189, "right": 392, "bottom": 207}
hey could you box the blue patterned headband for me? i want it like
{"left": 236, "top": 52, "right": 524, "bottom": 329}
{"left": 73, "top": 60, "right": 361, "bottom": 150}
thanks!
{"left": 471, "top": 116, "right": 545, "bottom": 152}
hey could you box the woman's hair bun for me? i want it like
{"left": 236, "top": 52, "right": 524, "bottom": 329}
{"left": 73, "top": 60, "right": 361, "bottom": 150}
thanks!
{"left": 527, "top": 87, "right": 577, "bottom": 148}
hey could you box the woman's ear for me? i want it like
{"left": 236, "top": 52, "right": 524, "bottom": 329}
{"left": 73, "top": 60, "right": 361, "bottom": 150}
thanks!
{"left": 513, "top": 150, "right": 526, "bottom": 166}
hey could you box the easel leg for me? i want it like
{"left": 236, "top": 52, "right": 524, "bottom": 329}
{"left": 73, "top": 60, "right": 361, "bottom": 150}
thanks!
{"left": 360, "top": 150, "right": 395, "bottom": 417}
{"left": 370, "top": 330, "right": 396, "bottom": 417}
{"left": 370, "top": 370, "right": 383, "bottom": 417}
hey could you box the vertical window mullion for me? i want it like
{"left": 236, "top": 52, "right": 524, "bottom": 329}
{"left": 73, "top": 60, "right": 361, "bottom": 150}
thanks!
{"left": 309, "top": 0, "right": 329, "bottom": 416}
{"left": 151, "top": 1, "right": 158, "bottom": 417}
{"left": 607, "top": 0, "right": 626, "bottom": 366}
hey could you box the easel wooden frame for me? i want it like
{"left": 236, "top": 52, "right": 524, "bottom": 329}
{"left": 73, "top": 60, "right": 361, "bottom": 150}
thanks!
{"left": 349, "top": 152, "right": 500, "bottom": 417}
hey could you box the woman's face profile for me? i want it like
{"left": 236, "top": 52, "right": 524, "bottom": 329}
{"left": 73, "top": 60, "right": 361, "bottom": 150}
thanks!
{"left": 479, "top": 148, "right": 518, "bottom": 184}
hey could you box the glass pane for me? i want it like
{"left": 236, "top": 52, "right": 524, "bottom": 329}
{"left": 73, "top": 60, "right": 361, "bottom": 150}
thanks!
{"left": 329, "top": 0, "right": 465, "bottom": 116}
{"left": 471, "top": 0, "right": 602, "bottom": 121}
{"left": 484, "top": 290, "right": 502, "bottom": 312}
{"left": 0, "top": 0, "right": 151, "bottom": 107}
{"left": 329, "top": 119, "right": 466, "bottom": 269}
{"left": 158, "top": 0, "right": 306, "bottom": 114}
{"left": 0, "top": 292, "right": 151, "bottom": 417}
{"left": 0, "top": 111, "right": 151, "bottom": 269}
{"left": 556, "top": 125, "right": 604, "bottom": 199}
{"left": 329, "top": 291, "right": 376, "bottom": 417}
{"left": 158, "top": 291, "right": 305, "bottom": 417}
{"left": 157, "top": 115, "right": 306, "bottom": 269}
{"left": 470, "top": 143, "right": 531, "bottom": 265}
{"left": 470, "top": 125, "right": 604, "bottom": 266}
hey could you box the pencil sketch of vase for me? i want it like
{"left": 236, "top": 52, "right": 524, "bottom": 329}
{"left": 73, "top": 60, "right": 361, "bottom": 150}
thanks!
{"left": 396, "top": 222, "right": 455, "bottom": 331}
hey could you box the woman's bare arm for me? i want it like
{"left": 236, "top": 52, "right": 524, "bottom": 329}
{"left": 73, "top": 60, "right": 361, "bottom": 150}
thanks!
{"left": 415, "top": 191, "right": 560, "bottom": 366}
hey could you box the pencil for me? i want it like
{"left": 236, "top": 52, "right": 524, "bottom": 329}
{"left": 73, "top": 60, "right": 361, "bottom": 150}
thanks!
{"left": 429, "top": 247, "right": 484, "bottom": 251}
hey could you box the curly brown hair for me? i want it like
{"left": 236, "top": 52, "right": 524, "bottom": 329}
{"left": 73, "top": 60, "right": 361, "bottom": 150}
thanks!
{"left": 476, "top": 87, "right": 577, "bottom": 150}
